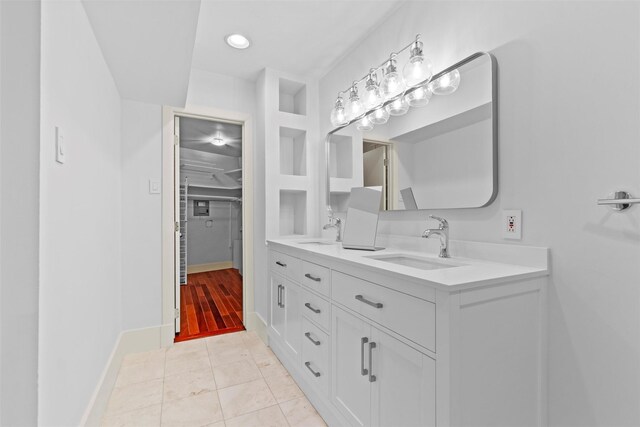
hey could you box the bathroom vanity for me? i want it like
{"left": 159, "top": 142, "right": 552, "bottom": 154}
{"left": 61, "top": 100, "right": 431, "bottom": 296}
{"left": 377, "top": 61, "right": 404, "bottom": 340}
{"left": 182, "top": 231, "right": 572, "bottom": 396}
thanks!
{"left": 266, "top": 238, "right": 548, "bottom": 427}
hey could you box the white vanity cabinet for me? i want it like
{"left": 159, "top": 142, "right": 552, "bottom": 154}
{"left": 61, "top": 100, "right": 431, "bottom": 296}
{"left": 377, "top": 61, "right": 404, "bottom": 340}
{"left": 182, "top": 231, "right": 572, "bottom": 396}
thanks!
{"left": 267, "top": 241, "right": 548, "bottom": 427}
{"left": 331, "top": 306, "right": 435, "bottom": 427}
{"left": 269, "top": 272, "right": 302, "bottom": 363}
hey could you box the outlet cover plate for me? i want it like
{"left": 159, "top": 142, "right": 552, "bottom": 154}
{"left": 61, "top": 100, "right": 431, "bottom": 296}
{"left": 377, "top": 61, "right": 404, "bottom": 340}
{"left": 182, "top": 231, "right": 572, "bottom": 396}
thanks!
{"left": 502, "top": 209, "right": 522, "bottom": 240}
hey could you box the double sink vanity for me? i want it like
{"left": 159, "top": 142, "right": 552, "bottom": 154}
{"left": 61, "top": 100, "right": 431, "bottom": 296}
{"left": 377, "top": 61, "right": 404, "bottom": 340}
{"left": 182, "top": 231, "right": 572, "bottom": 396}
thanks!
{"left": 265, "top": 49, "right": 548, "bottom": 426}
{"left": 266, "top": 237, "right": 549, "bottom": 426}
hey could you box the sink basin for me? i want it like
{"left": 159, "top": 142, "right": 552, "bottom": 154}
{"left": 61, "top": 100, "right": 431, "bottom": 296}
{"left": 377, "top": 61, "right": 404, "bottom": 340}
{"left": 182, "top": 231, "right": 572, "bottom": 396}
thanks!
{"left": 365, "top": 254, "right": 463, "bottom": 271}
{"left": 296, "top": 241, "right": 336, "bottom": 246}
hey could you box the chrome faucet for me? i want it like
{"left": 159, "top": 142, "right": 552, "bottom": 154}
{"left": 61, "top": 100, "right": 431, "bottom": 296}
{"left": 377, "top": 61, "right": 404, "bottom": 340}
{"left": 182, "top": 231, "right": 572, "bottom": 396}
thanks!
{"left": 323, "top": 217, "right": 342, "bottom": 242}
{"left": 422, "top": 215, "right": 450, "bottom": 258}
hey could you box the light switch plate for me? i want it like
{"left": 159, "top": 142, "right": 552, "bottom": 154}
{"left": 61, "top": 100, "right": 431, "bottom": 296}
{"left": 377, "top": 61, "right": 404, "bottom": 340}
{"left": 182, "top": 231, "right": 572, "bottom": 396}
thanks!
{"left": 55, "top": 127, "right": 65, "bottom": 164}
{"left": 149, "top": 180, "right": 161, "bottom": 194}
{"left": 502, "top": 209, "right": 522, "bottom": 240}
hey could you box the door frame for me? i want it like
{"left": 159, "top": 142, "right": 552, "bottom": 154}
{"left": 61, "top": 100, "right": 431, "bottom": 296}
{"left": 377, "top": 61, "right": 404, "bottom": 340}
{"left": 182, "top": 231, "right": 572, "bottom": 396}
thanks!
{"left": 363, "top": 139, "right": 395, "bottom": 210}
{"left": 161, "top": 105, "right": 254, "bottom": 346}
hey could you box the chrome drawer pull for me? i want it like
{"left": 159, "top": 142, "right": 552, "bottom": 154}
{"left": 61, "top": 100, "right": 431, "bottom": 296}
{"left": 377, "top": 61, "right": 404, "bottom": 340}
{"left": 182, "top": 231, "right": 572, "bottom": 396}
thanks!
{"left": 275, "top": 261, "right": 287, "bottom": 267}
{"left": 305, "top": 361, "right": 321, "bottom": 377}
{"left": 304, "top": 273, "right": 321, "bottom": 282}
{"left": 368, "top": 341, "right": 377, "bottom": 382}
{"left": 360, "top": 337, "right": 369, "bottom": 376}
{"left": 304, "top": 302, "right": 321, "bottom": 314}
{"left": 304, "top": 332, "right": 321, "bottom": 346}
{"left": 355, "top": 294, "right": 383, "bottom": 309}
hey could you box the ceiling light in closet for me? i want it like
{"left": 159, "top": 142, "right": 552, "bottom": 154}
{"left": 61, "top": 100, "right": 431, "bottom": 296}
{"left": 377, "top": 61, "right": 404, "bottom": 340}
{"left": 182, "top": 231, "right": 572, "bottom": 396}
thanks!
{"left": 225, "top": 34, "right": 251, "bottom": 49}
{"left": 211, "top": 131, "right": 225, "bottom": 146}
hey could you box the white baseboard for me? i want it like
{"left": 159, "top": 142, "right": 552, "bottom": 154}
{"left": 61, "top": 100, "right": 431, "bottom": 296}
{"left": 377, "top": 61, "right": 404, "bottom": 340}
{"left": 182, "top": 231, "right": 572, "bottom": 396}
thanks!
{"left": 80, "top": 325, "right": 166, "bottom": 427}
{"left": 245, "top": 311, "right": 267, "bottom": 344}
{"left": 187, "top": 261, "right": 233, "bottom": 274}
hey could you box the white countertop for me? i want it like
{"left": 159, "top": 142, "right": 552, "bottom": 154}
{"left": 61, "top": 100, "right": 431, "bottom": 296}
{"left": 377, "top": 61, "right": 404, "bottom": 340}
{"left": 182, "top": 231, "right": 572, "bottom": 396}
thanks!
{"left": 267, "top": 237, "right": 549, "bottom": 291}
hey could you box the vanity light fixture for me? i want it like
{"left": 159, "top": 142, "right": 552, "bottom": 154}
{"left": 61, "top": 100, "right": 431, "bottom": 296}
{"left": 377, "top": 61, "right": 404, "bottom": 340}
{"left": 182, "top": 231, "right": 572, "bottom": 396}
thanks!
{"left": 330, "top": 96, "right": 348, "bottom": 127}
{"left": 344, "top": 83, "right": 365, "bottom": 121}
{"left": 225, "top": 33, "right": 251, "bottom": 49}
{"left": 363, "top": 70, "right": 384, "bottom": 110}
{"left": 329, "top": 34, "right": 462, "bottom": 132}
{"left": 429, "top": 69, "right": 461, "bottom": 95}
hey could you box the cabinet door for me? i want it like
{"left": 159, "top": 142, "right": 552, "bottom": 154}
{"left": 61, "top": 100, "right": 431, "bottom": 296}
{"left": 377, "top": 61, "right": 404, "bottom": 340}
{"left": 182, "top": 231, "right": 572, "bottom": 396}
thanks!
{"left": 331, "top": 306, "right": 371, "bottom": 427}
{"left": 283, "top": 280, "right": 302, "bottom": 361}
{"left": 270, "top": 274, "right": 285, "bottom": 339}
{"left": 370, "top": 328, "right": 436, "bottom": 427}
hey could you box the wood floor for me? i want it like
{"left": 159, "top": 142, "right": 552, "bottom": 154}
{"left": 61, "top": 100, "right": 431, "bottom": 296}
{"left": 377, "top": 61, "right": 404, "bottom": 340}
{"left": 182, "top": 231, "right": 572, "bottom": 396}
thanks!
{"left": 175, "top": 268, "right": 244, "bottom": 342}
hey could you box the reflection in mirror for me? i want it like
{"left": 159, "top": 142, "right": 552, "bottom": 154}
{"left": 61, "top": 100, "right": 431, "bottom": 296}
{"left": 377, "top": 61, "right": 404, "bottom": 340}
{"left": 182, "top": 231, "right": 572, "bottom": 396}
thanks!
{"left": 327, "top": 52, "right": 497, "bottom": 213}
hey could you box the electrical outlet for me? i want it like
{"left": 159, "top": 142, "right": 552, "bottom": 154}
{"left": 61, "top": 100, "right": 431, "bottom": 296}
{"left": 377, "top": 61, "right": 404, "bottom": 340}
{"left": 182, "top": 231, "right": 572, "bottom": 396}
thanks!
{"left": 502, "top": 209, "right": 522, "bottom": 240}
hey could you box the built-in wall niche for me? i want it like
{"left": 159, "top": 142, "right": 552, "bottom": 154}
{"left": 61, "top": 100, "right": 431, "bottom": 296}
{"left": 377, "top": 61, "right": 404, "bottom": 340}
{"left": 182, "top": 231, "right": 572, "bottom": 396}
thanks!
{"left": 279, "top": 190, "right": 307, "bottom": 236}
{"left": 329, "top": 134, "right": 353, "bottom": 178}
{"left": 330, "top": 192, "right": 350, "bottom": 213}
{"left": 279, "top": 78, "right": 306, "bottom": 116}
{"left": 280, "top": 127, "right": 307, "bottom": 176}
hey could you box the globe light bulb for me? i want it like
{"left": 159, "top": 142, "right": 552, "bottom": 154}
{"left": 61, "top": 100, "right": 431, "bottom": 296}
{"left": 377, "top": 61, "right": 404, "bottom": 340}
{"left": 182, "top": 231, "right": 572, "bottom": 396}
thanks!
{"left": 405, "top": 85, "right": 432, "bottom": 108}
{"left": 402, "top": 40, "right": 433, "bottom": 87}
{"left": 368, "top": 107, "right": 389, "bottom": 125}
{"left": 428, "top": 69, "right": 461, "bottom": 95}
{"left": 380, "top": 57, "right": 406, "bottom": 100}
{"left": 345, "top": 85, "right": 365, "bottom": 121}
{"left": 385, "top": 96, "right": 409, "bottom": 116}
{"left": 330, "top": 96, "right": 347, "bottom": 127}
{"left": 363, "top": 71, "right": 383, "bottom": 110}
{"left": 356, "top": 115, "right": 374, "bottom": 132}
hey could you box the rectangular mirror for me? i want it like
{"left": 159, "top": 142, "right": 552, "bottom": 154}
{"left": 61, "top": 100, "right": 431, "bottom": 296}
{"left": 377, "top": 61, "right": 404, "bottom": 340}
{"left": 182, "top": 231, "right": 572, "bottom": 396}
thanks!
{"left": 327, "top": 52, "right": 497, "bottom": 212}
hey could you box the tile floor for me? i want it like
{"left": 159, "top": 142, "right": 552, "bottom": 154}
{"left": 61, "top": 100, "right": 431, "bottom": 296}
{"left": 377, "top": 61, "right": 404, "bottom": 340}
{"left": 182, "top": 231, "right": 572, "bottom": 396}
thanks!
{"left": 102, "top": 331, "right": 327, "bottom": 427}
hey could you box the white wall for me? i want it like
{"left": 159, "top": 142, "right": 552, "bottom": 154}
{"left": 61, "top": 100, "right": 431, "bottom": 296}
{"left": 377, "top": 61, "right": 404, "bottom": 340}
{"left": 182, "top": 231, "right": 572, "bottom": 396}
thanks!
{"left": 0, "top": 1, "right": 41, "bottom": 424}
{"left": 121, "top": 100, "right": 162, "bottom": 330}
{"left": 187, "top": 201, "right": 240, "bottom": 266}
{"left": 39, "top": 1, "right": 123, "bottom": 425}
{"left": 320, "top": 2, "right": 640, "bottom": 425}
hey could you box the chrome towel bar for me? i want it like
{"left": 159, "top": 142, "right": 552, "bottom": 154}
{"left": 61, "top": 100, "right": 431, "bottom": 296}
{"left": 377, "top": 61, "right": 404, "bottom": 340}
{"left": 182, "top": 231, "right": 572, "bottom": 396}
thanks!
{"left": 597, "top": 191, "right": 640, "bottom": 211}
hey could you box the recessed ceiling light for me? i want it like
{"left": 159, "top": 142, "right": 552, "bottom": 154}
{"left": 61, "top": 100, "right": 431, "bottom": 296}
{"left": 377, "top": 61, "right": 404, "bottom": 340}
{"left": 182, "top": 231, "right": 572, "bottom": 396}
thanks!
{"left": 225, "top": 34, "right": 251, "bottom": 50}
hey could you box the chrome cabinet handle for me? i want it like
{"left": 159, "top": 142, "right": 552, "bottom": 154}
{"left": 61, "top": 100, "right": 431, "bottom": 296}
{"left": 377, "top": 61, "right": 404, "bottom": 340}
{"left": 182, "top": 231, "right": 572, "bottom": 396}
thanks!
{"left": 305, "top": 361, "right": 321, "bottom": 377}
{"left": 304, "top": 273, "right": 321, "bottom": 282}
{"left": 277, "top": 285, "right": 282, "bottom": 308}
{"left": 355, "top": 294, "right": 383, "bottom": 309}
{"left": 276, "top": 261, "right": 287, "bottom": 267}
{"left": 360, "top": 337, "right": 369, "bottom": 376}
{"left": 304, "top": 302, "right": 321, "bottom": 314}
{"left": 305, "top": 332, "right": 321, "bottom": 346}
{"left": 368, "top": 341, "right": 377, "bottom": 382}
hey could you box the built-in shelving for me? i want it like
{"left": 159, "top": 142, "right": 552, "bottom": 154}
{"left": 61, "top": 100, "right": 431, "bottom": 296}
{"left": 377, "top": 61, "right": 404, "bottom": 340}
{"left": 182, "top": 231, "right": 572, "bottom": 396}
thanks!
{"left": 279, "top": 190, "right": 307, "bottom": 236}
{"left": 279, "top": 78, "right": 307, "bottom": 116}
{"left": 329, "top": 134, "right": 353, "bottom": 179}
{"left": 179, "top": 182, "right": 187, "bottom": 285}
{"left": 262, "top": 70, "right": 319, "bottom": 240}
{"left": 280, "top": 127, "right": 307, "bottom": 176}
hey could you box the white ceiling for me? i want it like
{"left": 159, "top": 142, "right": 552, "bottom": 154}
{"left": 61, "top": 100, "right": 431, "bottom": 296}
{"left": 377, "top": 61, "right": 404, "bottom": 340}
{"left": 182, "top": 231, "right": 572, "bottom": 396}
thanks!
{"left": 82, "top": 0, "right": 201, "bottom": 106}
{"left": 191, "top": 0, "right": 402, "bottom": 81}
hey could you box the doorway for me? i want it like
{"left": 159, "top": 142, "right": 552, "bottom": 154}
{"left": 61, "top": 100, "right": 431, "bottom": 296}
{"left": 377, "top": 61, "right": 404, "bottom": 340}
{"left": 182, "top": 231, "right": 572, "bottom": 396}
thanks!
{"left": 363, "top": 140, "right": 391, "bottom": 210}
{"left": 161, "top": 105, "right": 255, "bottom": 347}
{"left": 174, "top": 116, "right": 245, "bottom": 341}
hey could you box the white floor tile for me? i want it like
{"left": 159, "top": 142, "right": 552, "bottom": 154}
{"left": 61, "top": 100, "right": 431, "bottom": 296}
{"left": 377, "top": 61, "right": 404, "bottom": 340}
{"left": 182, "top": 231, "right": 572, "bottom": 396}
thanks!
{"left": 217, "top": 378, "right": 277, "bottom": 420}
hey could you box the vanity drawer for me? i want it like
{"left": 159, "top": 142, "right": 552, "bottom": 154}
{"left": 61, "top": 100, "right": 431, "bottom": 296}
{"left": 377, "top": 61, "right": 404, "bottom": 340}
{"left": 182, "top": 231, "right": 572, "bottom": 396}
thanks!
{"left": 300, "top": 261, "right": 330, "bottom": 296}
{"left": 331, "top": 271, "right": 436, "bottom": 352}
{"left": 301, "top": 317, "right": 329, "bottom": 396}
{"left": 300, "top": 286, "right": 330, "bottom": 331}
{"left": 270, "top": 250, "right": 301, "bottom": 281}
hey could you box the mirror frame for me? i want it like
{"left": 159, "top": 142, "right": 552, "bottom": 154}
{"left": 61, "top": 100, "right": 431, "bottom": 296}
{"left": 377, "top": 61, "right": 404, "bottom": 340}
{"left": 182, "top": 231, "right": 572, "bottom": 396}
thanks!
{"left": 325, "top": 51, "right": 498, "bottom": 215}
